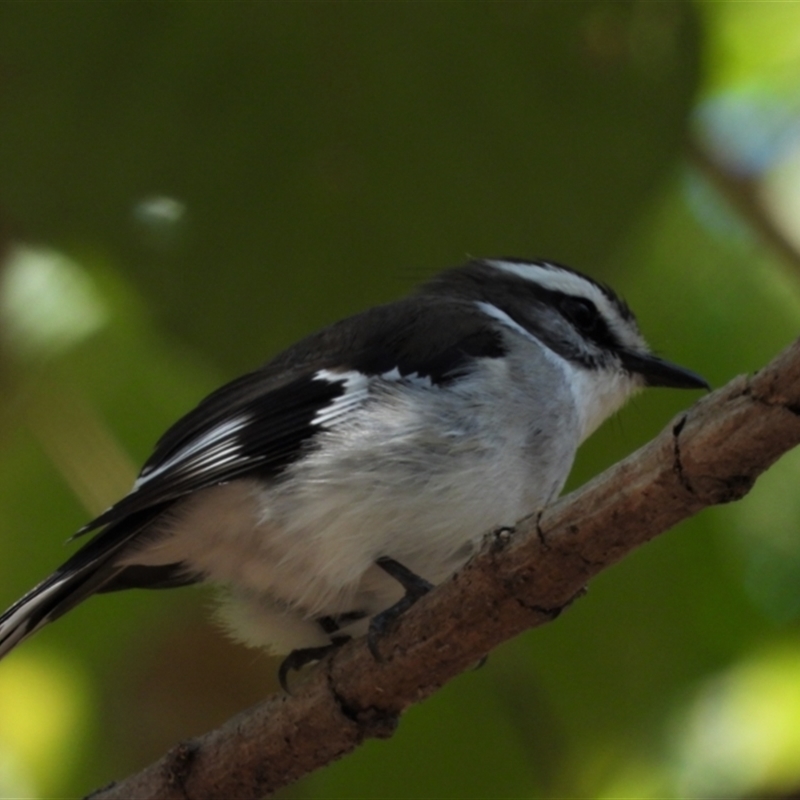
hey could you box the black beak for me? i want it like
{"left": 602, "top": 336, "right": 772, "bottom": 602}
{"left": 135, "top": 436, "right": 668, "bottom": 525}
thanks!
{"left": 620, "top": 351, "right": 710, "bottom": 390}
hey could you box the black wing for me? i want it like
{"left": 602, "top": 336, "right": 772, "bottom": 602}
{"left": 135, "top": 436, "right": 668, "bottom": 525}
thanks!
{"left": 79, "top": 294, "right": 505, "bottom": 536}
{"left": 78, "top": 370, "right": 353, "bottom": 534}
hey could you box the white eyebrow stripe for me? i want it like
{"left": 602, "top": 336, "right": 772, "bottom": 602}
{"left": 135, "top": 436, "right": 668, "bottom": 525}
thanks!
{"left": 486, "top": 260, "right": 607, "bottom": 302}
{"left": 487, "top": 259, "right": 611, "bottom": 307}
{"left": 485, "top": 259, "right": 641, "bottom": 349}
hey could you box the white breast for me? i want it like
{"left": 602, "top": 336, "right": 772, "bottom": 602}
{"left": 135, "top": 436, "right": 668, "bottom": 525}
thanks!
{"left": 124, "top": 339, "right": 585, "bottom": 653}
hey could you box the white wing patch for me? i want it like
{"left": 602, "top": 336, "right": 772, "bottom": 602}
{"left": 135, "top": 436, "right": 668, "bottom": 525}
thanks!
{"left": 312, "top": 370, "right": 371, "bottom": 428}
{"left": 312, "top": 367, "right": 434, "bottom": 430}
{"left": 133, "top": 415, "right": 250, "bottom": 490}
{"left": 380, "top": 367, "right": 432, "bottom": 388}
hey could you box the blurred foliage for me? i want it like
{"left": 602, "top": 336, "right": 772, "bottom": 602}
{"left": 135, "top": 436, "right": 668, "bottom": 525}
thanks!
{"left": 1, "top": 2, "right": 800, "bottom": 798}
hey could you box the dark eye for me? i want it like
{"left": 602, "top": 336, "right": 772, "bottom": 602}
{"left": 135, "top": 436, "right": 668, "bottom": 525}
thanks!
{"left": 560, "top": 297, "right": 599, "bottom": 334}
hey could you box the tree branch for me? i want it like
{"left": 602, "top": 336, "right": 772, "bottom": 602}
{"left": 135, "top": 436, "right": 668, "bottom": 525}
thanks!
{"left": 86, "top": 336, "right": 800, "bottom": 800}
{"left": 687, "top": 136, "right": 800, "bottom": 280}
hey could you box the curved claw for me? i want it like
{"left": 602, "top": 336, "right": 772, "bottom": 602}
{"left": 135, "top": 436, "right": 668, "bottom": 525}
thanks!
{"left": 278, "top": 635, "right": 349, "bottom": 692}
{"left": 368, "top": 557, "right": 434, "bottom": 661}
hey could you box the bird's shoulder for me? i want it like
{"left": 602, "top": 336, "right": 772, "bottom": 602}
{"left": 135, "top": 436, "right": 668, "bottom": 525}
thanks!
{"left": 266, "top": 293, "right": 506, "bottom": 382}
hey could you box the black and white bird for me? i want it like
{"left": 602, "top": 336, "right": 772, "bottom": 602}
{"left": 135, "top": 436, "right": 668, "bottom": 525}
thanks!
{"left": 0, "top": 258, "right": 707, "bottom": 683}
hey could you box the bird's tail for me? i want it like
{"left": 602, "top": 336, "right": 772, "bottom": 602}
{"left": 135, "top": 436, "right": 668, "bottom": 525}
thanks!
{"left": 0, "top": 562, "right": 118, "bottom": 659}
{"left": 0, "top": 509, "right": 163, "bottom": 660}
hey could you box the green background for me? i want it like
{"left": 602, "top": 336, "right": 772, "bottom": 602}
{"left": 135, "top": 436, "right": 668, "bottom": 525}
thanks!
{"left": 1, "top": 2, "right": 800, "bottom": 798}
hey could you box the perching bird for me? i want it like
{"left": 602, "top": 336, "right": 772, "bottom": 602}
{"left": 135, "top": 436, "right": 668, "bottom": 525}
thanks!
{"left": 0, "top": 258, "right": 707, "bottom": 684}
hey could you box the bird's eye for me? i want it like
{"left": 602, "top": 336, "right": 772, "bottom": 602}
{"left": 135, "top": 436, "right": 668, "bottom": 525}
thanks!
{"left": 560, "top": 297, "right": 599, "bottom": 334}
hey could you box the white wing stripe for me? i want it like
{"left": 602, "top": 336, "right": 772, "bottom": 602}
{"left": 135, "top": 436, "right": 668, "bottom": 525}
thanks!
{"left": 133, "top": 415, "right": 250, "bottom": 490}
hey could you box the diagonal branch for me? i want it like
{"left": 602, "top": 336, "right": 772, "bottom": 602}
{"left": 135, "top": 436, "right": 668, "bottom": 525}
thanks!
{"left": 687, "top": 136, "right": 800, "bottom": 281}
{"left": 87, "top": 336, "right": 800, "bottom": 800}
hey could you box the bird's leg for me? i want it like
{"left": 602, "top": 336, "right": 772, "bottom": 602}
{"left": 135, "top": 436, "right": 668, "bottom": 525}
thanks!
{"left": 368, "top": 556, "right": 434, "bottom": 660}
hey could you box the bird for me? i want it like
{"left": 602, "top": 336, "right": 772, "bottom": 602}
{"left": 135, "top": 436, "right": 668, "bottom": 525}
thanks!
{"left": 0, "top": 258, "right": 708, "bottom": 686}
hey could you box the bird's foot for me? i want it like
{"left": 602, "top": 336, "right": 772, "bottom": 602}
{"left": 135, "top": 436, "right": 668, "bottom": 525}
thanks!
{"left": 278, "top": 635, "right": 350, "bottom": 693}
{"left": 368, "top": 556, "right": 434, "bottom": 660}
